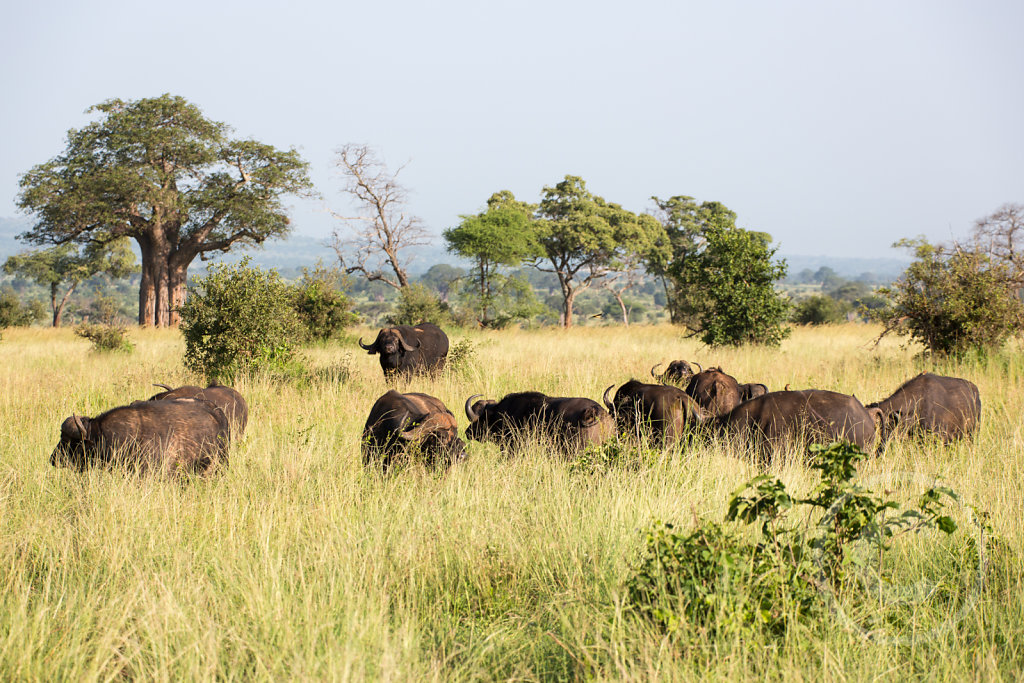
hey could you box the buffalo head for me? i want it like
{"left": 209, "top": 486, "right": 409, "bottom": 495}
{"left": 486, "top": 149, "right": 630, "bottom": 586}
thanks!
{"left": 359, "top": 328, "right": 419, "bottom": 356}
{"left": 51, "top": 414, "right": 93, "bottom": 468}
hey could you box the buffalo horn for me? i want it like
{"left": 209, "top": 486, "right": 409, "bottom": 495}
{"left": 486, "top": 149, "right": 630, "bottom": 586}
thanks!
{"left": 357, "top": 336, "right": 373, "bottom": 351}
{"left": 692, "top": 361, "right": 703, "bottom": 374}
{"left": 464, "top": 394, "right": 483, "bottom": 422}
{"left": 603, "top": 385, "right": 616, "bottom": 414}
{"left": 393, "top": 328, "right": 419, "bottom": 352}
{"left": 152, "top": 383, "right": 174, "bottom": 392}
{"left": 72, "top": 414, "right": 87, "bottom": 439}
{"left": 650, "top": 363, "right": 663, "bottom": 379}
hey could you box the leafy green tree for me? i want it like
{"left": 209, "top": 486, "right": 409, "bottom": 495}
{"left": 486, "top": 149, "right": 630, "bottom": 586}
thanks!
{"left": 388, "top": 283, "right": 452, "bottom": 326}
{"left": 3, "top": 240, "right": 136, "bottom": 327}
{"left": 444, "top": 191, "right": 544, "bottom": 327}
{"left": 874, "top": 237, "right": 1023, "bottom": 356}
{"left": 675, "top": 225, "right": 790, "bottom": 346}
{"left": 533, "top": 176, "right": 667, "bottom": 327}
{"left": 179, "top": 259, "right": 304, "bottom": 382}
{"left": 17, "top": 94, "right": 314, "bottom": 327}
{"left": 292, "top": 263, "right": 359, "bottom": 342}
{"left": 649, "top": 195, "right": 737, "bottom": 324}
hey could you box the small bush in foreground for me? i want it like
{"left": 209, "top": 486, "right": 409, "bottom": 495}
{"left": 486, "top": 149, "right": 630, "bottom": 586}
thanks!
{"left": 74, "top": 323, "right": 133, "bottom": 352}
{"left": 179, "top": 259, "right": 303, "bottom": 383}
{"left": 626, "top": 442, "right": 963, "bottom": 639}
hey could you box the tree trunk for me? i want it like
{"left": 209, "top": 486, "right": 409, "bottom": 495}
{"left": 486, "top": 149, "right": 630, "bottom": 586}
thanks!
{"left": 50, "top": 283, "right": 59, "bottom": 327}
{"left": 166, "top": 258, "right": 190, "bottom": 327}
{"left": 138, "top": 238, "right": 155, "bottom": 326}
{"left": 615, "top": 291, "right": 630, "bottom": 327}
{"left": 53, "top": 283, "right": 75, "bottom": 327}
{"left": 563, "top": 289, "right": 576, "bottom": 328}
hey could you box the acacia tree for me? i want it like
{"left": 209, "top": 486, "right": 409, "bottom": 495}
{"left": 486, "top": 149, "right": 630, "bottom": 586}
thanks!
{"left": 3, "top": 240, "right": 136, "bottom": 326}
{"left": 443, "top": 191, "right": 542, "bottom": 326}
{"left": 330, "top": 144, "right": 428, "bottom": 290}
{"left": 532, "top": 176, "right": 667, "bottom": 327}
{"left": 16, "top": 94, "right": 313, "bottom": 327}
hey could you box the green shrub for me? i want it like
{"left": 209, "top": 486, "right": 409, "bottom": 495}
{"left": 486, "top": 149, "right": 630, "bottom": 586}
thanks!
{"left": 874, "top": 238, "right": 1023, "bottom": 356}
{"left": 292, "top": 263, "right": 359, "bottom": 342}
{"left": 389, "top": 283, "right": 452, "bottom": 326}
{"left": 625, "top": 442, "right": 962, "bottom": 639}
{"left": 792, "top": 295, "right": 850, "bottom": 325}
{"left": 179, "top": 259, "right": 304, "bottom": 383}
{"left": 74, "top": 323, "right": 134, "bottom": 352}
{"left": 445, "top": 338, "right": 477, "bottom": 376}
{"left": 0, "top": 287, "right": 45, "bottom": 328}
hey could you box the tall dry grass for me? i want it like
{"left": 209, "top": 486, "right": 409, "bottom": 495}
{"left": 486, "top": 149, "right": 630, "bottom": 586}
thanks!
{"left": 0, "top": 323, "right": 1021, "bottom": 680}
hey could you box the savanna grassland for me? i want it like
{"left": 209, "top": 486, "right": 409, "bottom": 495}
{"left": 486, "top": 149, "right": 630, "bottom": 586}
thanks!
{"left": 1, "top": 324, "right": 1022, "bottom": 681}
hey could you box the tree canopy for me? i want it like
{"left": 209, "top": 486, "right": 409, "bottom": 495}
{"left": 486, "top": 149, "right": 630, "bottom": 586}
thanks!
{"left": 444, "top": 191, "right": 543, "bottom": 326}
{"left": 532, "top": 176, "right": 667, "bottom": 327}
{"left": 3, "top": 240, "right": 136, "bottom": 327}
{"left": 16, "top": 94, "right": 314, "bottom": 326}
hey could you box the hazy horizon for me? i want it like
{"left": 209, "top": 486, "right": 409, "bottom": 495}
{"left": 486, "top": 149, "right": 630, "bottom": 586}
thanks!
{"left": 3, "top": 1, "right": 1022, "bottom": 259}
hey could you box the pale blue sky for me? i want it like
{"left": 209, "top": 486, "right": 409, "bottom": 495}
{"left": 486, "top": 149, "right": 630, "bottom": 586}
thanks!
{"left": 2, "top": 0, "right": 1021, "bottom": 258}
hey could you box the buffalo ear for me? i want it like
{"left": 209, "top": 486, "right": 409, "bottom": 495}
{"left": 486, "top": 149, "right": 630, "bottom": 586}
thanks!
{"left": 866, "top": 407, "right": 883, "bottom": 427}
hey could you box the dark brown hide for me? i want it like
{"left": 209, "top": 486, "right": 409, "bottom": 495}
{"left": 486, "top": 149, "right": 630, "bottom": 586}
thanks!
{"left": 719, "top": 389, "right": 877, "bottom": 455}
{"left": 685, "top": 367, "right": 744, "bottom": 416}
{"left": 359, "top": 322, "right": 449, "bottom": 379}
{"left": 51, "top": 398, "right": 230, "bottom": 474}
{"left": 604, "top": 380, "right": 704, "bottom": 445}
{"left": 149, "top": 383, "right": 248, "bottom": 437}
{"left": 464, "top": 391, "right": 614, "bottom": 451}
{"left": 362, "top": 390, "right": 466, "bottom": 470}
{"left": 867, "top": 373, "right": 981, "bottom": 449}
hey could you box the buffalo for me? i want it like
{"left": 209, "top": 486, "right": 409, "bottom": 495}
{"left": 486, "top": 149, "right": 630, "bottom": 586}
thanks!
{"left": 362, "top": 390, "right": 466, "bottom": 470}
{"left": 149, "top": 382, "right": 248, "bottom": 437}
{"left": 684, "top": 366, "right": 768, "bottom": 416}
{"left": 867, "top": 373, "right": 981, "bottom": 449}
{"left": 464, "top": 391, "right": 614, "bottom": 451}
{"left": 651, "top": 360, "right": 701, "bottom": 385}
{"left": 603, "top": 380, "right": 705, "bottom": 445}
{"left": 358, "top": 322, "right": 449, "bottom": 378}
{"left": 51, "top": 398, "right": 230, "bottom": 474}
{"left": 717, "top": 389, "right": 879, "bottom": 456}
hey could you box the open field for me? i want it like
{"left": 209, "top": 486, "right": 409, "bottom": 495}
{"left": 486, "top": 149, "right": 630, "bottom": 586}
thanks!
{"left": 1, "top": 323, "right": 1022, "bottom": 680}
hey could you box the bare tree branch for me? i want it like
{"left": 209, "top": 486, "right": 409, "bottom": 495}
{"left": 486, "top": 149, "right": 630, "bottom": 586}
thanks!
{"left": 328, "top": 143, "right": 430, "bottom": 290}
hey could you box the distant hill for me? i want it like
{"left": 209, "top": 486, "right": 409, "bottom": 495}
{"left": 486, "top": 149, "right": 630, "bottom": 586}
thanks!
{"left": 779, "top": 254, "right": 909, "bottom": 281}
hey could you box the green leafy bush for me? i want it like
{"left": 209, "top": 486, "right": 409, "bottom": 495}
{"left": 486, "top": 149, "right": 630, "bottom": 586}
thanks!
{"left": 389, "top": 283, "right": 452, "bottom": 326}
{"left": 0, "top": 287, "right": 45, "bottom": 328}
{"left": 874, "top": 238, "right": 1023, "bottom": 356}
{"left": 179, "top": 259, "right": 304, "bottom": 383}
{"left": 792, "top": 295, "right": 850, "bottom": 325}
{"left": 292, "top": 264, "right": 359, "bottom": 342}
{"left": 74, "top": 323, "right": 134, "bottom": 353}
{"left": 626, "top": 442, "right": 962, "bottom": 639}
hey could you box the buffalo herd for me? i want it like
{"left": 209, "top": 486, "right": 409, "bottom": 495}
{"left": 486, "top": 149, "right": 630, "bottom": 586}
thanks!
{"left": 50, "top": 321, "right": 982, "bottom": 475}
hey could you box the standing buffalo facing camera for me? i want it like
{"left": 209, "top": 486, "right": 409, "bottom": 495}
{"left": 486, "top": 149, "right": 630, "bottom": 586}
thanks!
{"left": 464, "top": 391, "right": 614, "bottom": 451}
{"left": 358, "top": 323, "right": 449, "bottom": 378}
{"left": 867, "top": 373, "right": 981, "bottom": 449}
{"left": 362, "top": 390, "right": 466, "bottom": 470}
{"left": 603, "top": 380, "right": 705, "bottom": 445}
{"left": 51, "top": 398, "right": 230, "bottom": 475}
{"left": 149, "top": 382, "right": 248, "bottom": 437}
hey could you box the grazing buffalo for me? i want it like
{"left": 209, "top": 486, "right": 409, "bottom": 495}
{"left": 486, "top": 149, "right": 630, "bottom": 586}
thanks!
{"left": 358, "top": 322, "right": 449, "bottom": 378}
{"left": 149, "top": 382, "right": 248, "bottom": 436}
{"left": 362, "top": 390, "right": 466, "bottom": 470}
{"left": 464, "top": 391, "right": 614, "bottom": 451}
{"left": 717, "top": 389, "right": 879, "bottom": 456}
{"left": 867, "top": 373, "right": 981, "bottom": 449}
{"left": 684, "top": 367, "right": 745, "bottom": 417}
{"left": 51, "top": 398, "right": 230, "bottom": 474}
{"left": 603, "top": 380, "right": 705, "bottom": 445}
{"left": 651, "top": 360, "right": 702, "bottom": 384}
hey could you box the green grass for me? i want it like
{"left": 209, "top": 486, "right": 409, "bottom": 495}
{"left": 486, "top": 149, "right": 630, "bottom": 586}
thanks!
{"left": 1, "top": 324, "right": 1022, "bottom": 680}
